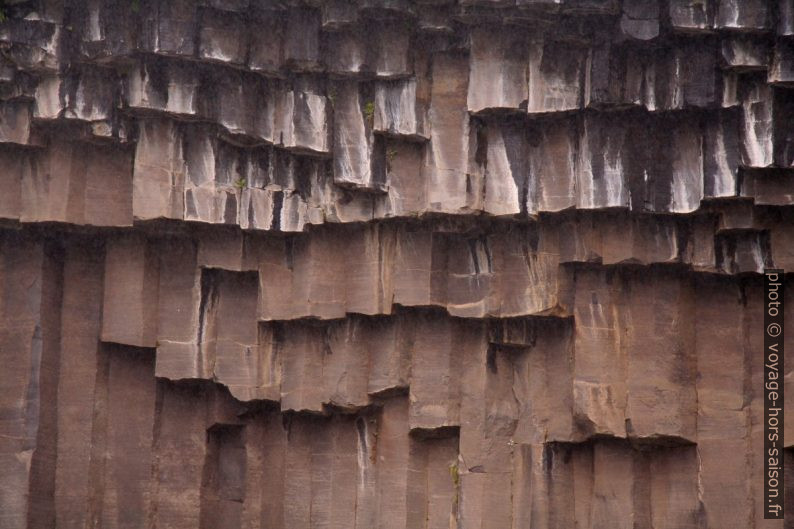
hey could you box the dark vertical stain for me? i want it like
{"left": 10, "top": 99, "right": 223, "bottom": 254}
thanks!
{"left": 271, "top": 190, "right": 284, "bottom": 232}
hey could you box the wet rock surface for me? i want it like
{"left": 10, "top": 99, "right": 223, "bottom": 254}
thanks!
{"left": 0, "top": 1, "right": 793, "bottom": 529}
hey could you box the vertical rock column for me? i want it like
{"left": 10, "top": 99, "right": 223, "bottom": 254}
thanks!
{"left": 571, "top": 268, "right": 627, "bottom": 437}
{"left": 423, "top": 52, "right": 473, "bottom": 213}
{"left": 101, "top": 233, "right": 160, "bottom": 348}
{"left": 155, "top": 237, "right": 202, "bottom": 380}
{"left": 212, "top": 271, "right": 261, "bottom": 401}
{"left": 132, "top": 118, "right": 186, "bottom": 220}
{"left": 458, "top": 337, "right": 519, "bottom": 529}
{"left": 695, "top": 276, "right": 751, "bottom": 528}
{"left": 97, "top": 345, "right": 158, "bottom": 529}
{"left": 54, "top": 238, "right": 106, "bottom": 529}
{"left": 0, "top": 235, "right": 62, "bottom": 529}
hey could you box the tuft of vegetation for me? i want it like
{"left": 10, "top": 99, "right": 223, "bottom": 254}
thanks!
{"left": 363, "top": 101, "right": 375, "bottom": 124}
{"left": 449, "top": 461, "right": 459, "bottom": 487}
{"left": 234, "top": 177, "right": 247, "bottom": 190}
{"left": 131, "top": 0, "right": 141, "bottom": 13}
{"left": 449, "top": 460, "right": 460, "bottom": 514}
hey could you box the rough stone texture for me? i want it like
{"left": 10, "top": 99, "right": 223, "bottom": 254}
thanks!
{"left": 0, "top": 1, "right": 792, "bottom": 529}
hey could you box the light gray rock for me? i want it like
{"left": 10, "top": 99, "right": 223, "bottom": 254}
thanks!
{"left": 467, "top": 27, "right": 528, "bottom": 113}
{"left": 716, "top": 0, "right": 769, "bottom": 30}
{"left": 527, "top": 39, "right": 586, "bottom": 114}
{"left": 332, "top": 81, "right": 380, "bottom": 191}
{"left": 374, "top": 78, "right": 429, "bottom": 140}
{"left": 739, "top": 75, "right": 774, "bottom": 167}
{"left": 577, "top": 114, "right": 631, "bottom": 209}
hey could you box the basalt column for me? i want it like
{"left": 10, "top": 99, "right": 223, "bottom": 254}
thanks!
{"left": 0, "top": 1, "right": 792, "bottom": 529}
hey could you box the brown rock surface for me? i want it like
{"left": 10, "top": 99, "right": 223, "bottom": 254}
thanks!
{"left": 0, "top": 1, "right": 792, "bottom": 528}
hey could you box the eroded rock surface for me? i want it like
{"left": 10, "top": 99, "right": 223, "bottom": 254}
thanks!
{"left": 0, "top": 1, "right": 793, "bottom": 529}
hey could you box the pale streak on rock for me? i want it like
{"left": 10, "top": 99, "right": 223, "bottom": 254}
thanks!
{"left": 324, "top": 31, "right": 368, "bottom": 76}
{"left": 577, "top": 114, "right": 630, "bottom": 210}
{"left": 704, "top": 110, "right": 740, "bottom": 198}
{"left": 527, "top": 40, "right": 586, "bottom": 114}
{"left": 32, "top": 74, "right": 61, "bottom": 119}
{"left": 372, "top": 21, "right": 412, "bottom": 79}
{"left": 716, "top": 0, "right": 769, "bottom": 30}
{"left": 126, "top": 58, "right": 198, "bottom": 116}
{"left": 198, "top": 7, "right": 246, "bottom": 65}
{"left": 374, "top": 78, "right": 428, "bottom": 140}
{"left": 529, "top": 117, "right": 577, "bottom": 213}
{"left": 467, "top": 27, "right": 528, "bottom": 113}
{"left": 670, "top": 119, "right": 704, "bottom": 213}
{"left": 739, "top": 76, "right": 774, "bottom": 168}
{"left": 722, "top": 36, "right": 769, "bottom": 71}
{"left": 475, "top": 120, "right": 528, "bottom": 217}
{"left": 273, "top": 79, "right": 330, "bottom": 155}
{"left": 333, "top": 81, "right": 376, "bottom": 190}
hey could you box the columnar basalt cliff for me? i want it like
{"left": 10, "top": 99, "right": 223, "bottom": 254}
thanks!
{"left": 0, "top": 1, "right": 793, "bottom": 528}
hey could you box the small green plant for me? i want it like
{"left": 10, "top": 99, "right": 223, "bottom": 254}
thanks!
{"left": 449, "top": 461, "right": 459, "bottom": 488}
{"left": 327, "top": 86, "right": 337, "bottom": 107}
{"left": 130, "top": 0, "right": 141, "bottom": 13}
{"left": 234, "top": 177, "right": 247, "bottom": 190}
{"left": 363, "top": 101, "right": 375, "bottom": 124}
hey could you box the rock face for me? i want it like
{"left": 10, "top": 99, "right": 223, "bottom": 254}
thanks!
{"left": 0, "top": 1, "right": 792, "bottom": 529}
